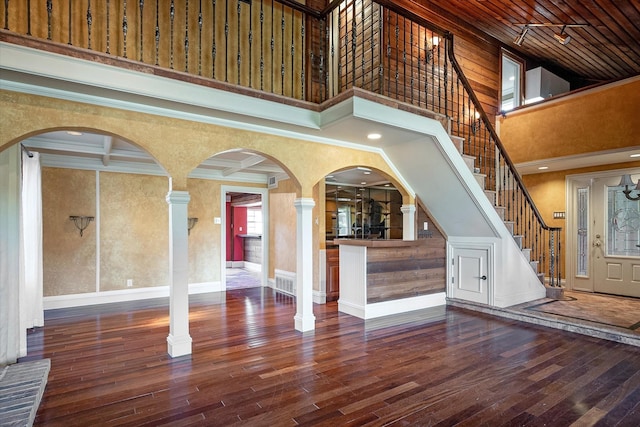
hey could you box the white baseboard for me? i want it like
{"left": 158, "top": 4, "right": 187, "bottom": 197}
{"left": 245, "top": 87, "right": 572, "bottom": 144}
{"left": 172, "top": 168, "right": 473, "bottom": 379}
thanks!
{"left": 243, "top": 261, "right": 261, "bottom": 272}
{"left": 44, "top": 282, "right": 222, "bottom": 310}
{"left": 227, "top": 261, "right": 244, "bottom": 268}
{"left": 339, "top": 292, "right": 446, "bottom": 320}
{"left": 313, "top": 290, "right": 327, "bottom": 304}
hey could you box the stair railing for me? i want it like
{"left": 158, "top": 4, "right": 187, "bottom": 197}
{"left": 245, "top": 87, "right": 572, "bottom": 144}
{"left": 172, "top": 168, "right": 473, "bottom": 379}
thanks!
{"left": 323, "top": 0, "right": 562, "bottom": 287}
{"left": 1, "top": 0, "right": 562, "bottom": 287}
{"left": 443, "top": 32, "right": 562, "bottom": 287}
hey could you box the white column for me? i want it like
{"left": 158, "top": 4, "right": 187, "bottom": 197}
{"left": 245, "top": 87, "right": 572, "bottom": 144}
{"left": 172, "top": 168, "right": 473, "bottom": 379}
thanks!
{"left": 294, "top": 198, "right": 316, "bottom": 332}
{"left": 401, "top": 204, "right": 416, "bottom": 241}
{"left": 166, "top": 190, "right": 192, "bottom": 357}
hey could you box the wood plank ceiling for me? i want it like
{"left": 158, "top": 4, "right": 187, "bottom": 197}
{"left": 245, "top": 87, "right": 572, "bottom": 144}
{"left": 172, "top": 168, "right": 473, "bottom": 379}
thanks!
{"left": 411, "top": 0, "right": 640, "bottom": 84}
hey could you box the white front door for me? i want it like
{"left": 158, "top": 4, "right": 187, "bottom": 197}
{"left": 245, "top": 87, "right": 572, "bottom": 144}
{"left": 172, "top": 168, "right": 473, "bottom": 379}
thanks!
{"left": 451, "top": 247, "right": 489, "bottom": 304}
{"left": 567, "top": 171, "right": 640, "bottom": 297}
{"left": 592, "top": 175, "right": 640, "bottom": 297}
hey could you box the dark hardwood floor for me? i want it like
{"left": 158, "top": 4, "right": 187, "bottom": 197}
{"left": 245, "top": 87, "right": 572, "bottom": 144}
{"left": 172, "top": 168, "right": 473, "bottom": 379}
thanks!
{"left": 20, "top": 288, "right": 640, "bottom": 426}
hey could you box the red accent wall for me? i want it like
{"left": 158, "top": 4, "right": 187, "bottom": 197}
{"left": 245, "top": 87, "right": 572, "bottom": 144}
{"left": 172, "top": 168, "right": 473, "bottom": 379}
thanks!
{"left": 227, "top": 204, "right": 247, "bottom": 262}
{"left": 226, "top": 202, "right": 232, "bottom": 261}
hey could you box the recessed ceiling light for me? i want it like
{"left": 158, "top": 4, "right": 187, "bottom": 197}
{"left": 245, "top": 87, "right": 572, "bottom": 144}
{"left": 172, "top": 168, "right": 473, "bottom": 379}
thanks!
{"left": 384, "top": 183, "right": 391, "bottom": 187}
{"left": 630, "top": 154, "right": 640, "bottom": 158}
{"left": 367, "top": 133, "right": 381, "bottom": 140}
{"left": 66, "top": 131, "right": 83, "bottom": 136}
{"left": 361, "top": 182, "right": 367, "bottom": 185}
{"left": 538, "top": 166, "right": 549, "bottom": 170}
{"left": 326, "top": 175, "right": 334, "bottom": 178}
{"left": 363, "top": 171, "right": 371, "bottom": 175}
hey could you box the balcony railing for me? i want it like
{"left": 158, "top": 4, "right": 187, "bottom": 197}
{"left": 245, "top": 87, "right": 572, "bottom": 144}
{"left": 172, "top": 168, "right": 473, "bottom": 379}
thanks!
{"left": 0, "top": 0, "right": 561, "bottom": 287}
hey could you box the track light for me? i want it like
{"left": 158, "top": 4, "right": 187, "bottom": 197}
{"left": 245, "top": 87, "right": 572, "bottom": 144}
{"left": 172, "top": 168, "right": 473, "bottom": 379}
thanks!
{"left": 514, "top": 26, "right": 529, "bottom": 46}
{"left": 553, "top": 26, "right": 571, "bottom": 45}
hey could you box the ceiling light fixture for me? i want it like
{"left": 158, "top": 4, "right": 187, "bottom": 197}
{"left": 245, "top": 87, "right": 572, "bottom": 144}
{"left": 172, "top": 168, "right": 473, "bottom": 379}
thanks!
{"left": 553, "top": 26, "right": 571, "bottom": 45}
{"left": 66, "top": 131, "right": 83, "bottom": 136}
{"left": 514, "top": 26, "right": 529, "bottom": 46}
{"left": 513, "top": 23, "right": 587, "bottom": 46}
{"left": 367, "top": 133, "right": 381, "bottom": 140}
{"left": 630, "top": 154, "right": 640, "bottom": 158}
{"left": 538, "top": 166, "right": 549, "bottom": 170}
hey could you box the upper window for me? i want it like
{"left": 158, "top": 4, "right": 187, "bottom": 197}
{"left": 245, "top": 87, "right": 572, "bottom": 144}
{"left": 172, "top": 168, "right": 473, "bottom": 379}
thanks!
{"left": 500, "top": 51, "right": 525, "bottom": 112}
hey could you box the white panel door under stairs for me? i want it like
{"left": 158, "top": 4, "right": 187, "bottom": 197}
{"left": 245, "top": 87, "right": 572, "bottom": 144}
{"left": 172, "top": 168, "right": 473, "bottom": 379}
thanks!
{"left": 451, "top": 247, "right": 489, "bottom": 304}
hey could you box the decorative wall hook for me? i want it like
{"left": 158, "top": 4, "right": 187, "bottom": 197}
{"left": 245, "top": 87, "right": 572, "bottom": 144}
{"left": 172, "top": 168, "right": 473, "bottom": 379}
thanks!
{"left": 69, "top": 215, "right": 94, "bottom": 237}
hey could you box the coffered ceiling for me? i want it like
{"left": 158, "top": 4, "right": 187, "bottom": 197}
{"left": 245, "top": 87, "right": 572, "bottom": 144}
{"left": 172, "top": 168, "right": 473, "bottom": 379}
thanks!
{"left": 411, "top": 0, "right": 640, "bottom": 83}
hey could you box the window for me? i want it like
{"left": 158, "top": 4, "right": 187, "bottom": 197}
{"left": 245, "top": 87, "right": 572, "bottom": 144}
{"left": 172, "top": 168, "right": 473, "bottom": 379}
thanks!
{"left": 500, "top": 51, "right": 525, "bottom": 112}
{"left": 247, "top": 206, "right": 263, "bottom": 235}
{"left": 606, "top": 185, "right": 640, "bottom": 257}
{"left": 577, "top": 187, "right": 589, "bottom": 276}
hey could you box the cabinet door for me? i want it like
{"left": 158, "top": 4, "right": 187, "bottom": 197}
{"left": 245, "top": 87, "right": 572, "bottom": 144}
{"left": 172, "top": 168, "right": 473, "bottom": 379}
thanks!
{"left": 326, "top": 249, "right": 340, "bottom": 301}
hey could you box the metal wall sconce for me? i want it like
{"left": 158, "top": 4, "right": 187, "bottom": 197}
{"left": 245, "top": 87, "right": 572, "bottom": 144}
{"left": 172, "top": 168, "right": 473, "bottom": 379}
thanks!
{"left": 425, "top": 36, "right": 440, "bottom": 63}
{"left": 470, "top": 112, "right": 481, "bottom": 135}
{"left": 619, "top": 174, "right": 640, "bottom": 201}
{"left": 188, "top": 217, "right": 199, "bottom": 235}
{"left": 69, "top": 215, "right": 94, "bottom": 237}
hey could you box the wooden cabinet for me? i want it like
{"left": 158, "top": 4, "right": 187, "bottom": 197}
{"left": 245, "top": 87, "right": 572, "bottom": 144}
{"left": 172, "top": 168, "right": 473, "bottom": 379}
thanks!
{"left": 326, "top": 248, "right": 340, "bottom": 302}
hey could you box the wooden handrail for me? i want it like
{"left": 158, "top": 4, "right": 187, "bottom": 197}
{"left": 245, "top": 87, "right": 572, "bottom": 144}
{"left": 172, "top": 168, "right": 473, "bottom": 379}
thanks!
{"left": 443, "top": 31, "right": 556, "bottom": 233}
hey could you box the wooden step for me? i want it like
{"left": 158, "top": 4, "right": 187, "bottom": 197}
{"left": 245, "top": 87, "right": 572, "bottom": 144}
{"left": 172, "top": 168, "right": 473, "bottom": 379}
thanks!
{"left": 521, "top": 248, "right": 531, "bottom": 262}
{"left": 530, "top": 260, "right": 539, "bottom": 274}
{"left": 461, "top": 154, "right": 475, "bottom": 172}
{"left": 473, "top": 173, "right": 486, "bottom": 190}
{"left": 450, "top": 135, "right": 465, "bottom": 154}
{"left": 503, "top": 220, "right": 514, "bottom": 235}
{"left": 494, "top": 205, "right": 506, "bottom": 220}
{"left": 484, "top": 190, "right": 496, "bottom": 206}
{"left": 513, "top": 235, "right": 523, "bottom": 249}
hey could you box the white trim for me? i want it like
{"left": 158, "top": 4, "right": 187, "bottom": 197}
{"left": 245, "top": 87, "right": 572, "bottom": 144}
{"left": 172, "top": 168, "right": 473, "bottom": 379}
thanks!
{"left": 220, "top": 185, "right": 269, "bottom": 291}
{"left": 43, "top": 282, "right": 221, "bottom": 310}
{"left": 338, "top": 293, "right": 446, "bottom": 320}
{"left": 95, "top": 170, "right": 100, "bottom": 293}
{"left": 516, "top": 146, "right": 640, "bottom": 176}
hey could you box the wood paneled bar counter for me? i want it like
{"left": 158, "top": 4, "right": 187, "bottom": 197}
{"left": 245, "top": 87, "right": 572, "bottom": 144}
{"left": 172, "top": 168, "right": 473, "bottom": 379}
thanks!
{"left": 334, "top": 239, "right": 446, "bottom": 319}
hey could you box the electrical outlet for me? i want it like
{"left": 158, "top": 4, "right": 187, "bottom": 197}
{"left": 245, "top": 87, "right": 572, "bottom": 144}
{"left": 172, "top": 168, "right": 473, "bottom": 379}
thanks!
{"left": 126, "top": 279, "right": 133, "bottom": 287}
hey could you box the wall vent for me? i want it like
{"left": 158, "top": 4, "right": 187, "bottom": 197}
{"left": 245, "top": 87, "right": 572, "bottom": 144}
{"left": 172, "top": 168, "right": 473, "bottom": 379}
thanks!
{"left": 267, "top": 175, "right": 278, "bottom": 189}
{"left": 274, "top": 269, "right": 295, "bottom": 296}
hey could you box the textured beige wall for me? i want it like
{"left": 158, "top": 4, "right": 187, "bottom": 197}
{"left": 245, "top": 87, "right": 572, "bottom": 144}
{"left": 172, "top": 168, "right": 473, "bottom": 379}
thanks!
{"left": 522, "top": 161, "right": 640, "bottom": 278}
{"left": 187, "top": 178, "right": 264, "bottom": 284}
{"left": 0, "top": 90, "right": 411, "bottom": 199}
{"left": 42, "top": 168, "right": 96, "bottom": 296}
{"left": 99, "top": 172, "right": 170, "bottom": 291}
{"left": 269, "top": 179, "right": 298, "bottom": 277}
{"left": 498, "top": 78, "right": 640, "bottom": 163}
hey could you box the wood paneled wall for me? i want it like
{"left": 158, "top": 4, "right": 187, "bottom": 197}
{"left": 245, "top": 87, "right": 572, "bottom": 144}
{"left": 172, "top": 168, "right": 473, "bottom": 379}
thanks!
{"left": 366, "top": 240, "right": 445, "bottom": 303}
{"left": 2, "top": 0, "right": 310, "bottom": 99}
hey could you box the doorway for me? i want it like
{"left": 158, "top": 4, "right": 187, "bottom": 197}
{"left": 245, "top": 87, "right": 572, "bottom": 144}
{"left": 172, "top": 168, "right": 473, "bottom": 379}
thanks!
{"left": 567, "top": 170, "right": 640, "bottom": 297}
{"left": 221, "top": 185, "right": 269, "bottom": 291}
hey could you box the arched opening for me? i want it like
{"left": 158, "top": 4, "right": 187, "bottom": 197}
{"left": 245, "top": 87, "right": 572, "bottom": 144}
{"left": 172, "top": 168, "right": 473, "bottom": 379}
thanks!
{"left": 188, "top": 149, "right": 301, "bottom": 297}
{"left": 15, "top": 129, "right": 171, "bottom": 306}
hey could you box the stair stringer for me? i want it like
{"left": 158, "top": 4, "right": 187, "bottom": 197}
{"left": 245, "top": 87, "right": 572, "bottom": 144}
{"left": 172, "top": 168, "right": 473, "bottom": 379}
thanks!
{"left": 381, "top": 119, "right": 545, "bottom": 308}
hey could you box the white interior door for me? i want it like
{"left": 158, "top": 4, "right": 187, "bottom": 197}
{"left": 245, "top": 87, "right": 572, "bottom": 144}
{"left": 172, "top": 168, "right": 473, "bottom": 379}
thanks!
{"left": 592, "top": 175, "right": 640, "bottom": 297}
{"left": 451, "top": 247, "right": 489, "bottom": 304}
